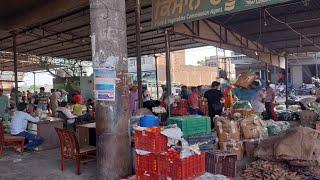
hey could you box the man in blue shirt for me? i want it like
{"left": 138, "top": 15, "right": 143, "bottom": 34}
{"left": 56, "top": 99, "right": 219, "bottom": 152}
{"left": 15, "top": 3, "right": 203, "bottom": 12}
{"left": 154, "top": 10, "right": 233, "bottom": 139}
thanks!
{"left": 11, "top": 102, "right": 44, "bottom": 151}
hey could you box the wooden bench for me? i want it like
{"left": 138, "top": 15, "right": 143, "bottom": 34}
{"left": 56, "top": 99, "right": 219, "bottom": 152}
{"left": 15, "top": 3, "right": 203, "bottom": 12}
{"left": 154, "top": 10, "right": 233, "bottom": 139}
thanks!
{"left": 0, "top": 122, "right": 25, "bottom": 156}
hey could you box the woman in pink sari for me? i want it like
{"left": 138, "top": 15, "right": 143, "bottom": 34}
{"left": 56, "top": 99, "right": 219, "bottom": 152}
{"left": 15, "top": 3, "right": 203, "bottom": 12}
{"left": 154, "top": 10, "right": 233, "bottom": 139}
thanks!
{"left": 129, "top": 85, "right": 138, "bottom": 114}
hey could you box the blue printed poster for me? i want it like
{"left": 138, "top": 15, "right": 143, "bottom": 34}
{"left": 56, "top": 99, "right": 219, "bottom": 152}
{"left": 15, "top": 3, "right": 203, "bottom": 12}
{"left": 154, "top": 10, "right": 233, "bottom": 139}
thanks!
{"left": 94, "top": 78, "right": 115, "bottom": 101}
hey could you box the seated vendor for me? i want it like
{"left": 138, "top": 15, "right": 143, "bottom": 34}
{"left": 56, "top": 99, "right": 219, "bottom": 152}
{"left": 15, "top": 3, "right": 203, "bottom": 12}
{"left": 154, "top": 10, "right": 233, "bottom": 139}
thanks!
{"left": 77, "top": 105, "right": 95, "bottom": 123}
{"left": 72, "top": 102, "right": 83, "bottom": 117}
{"left": 11, "top": 102, "right": 44, "bottom": 151}
{"left": 56, "top": 101, "right": 76, "bottom": 124}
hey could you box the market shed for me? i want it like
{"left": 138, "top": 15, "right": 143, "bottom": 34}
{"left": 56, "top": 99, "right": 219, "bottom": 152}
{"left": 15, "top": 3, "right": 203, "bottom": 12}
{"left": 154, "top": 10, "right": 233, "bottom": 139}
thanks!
{"left": 0, "top": 0, "right": 320, "bottom": 179}
{"left": 0, "top": 0, "right": 318, "bottom": 67}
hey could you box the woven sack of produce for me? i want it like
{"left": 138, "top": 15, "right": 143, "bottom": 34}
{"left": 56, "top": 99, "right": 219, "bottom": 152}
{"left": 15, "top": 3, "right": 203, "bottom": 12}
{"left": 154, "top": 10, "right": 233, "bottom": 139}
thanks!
{"left": 254, "top": 135, "right": 285, "bottom": 161}
{"left": 244, "top": 139, "right": 261, "bottom": 158}
{"left": 299, "top": 110, "right": 318, "bottom": 128}
{"left": 216, "top": 117, "right": 240, "bottom": 141}
{"left": 274, "top": 127, "right": 320, "bottom": 166}
{"left": 240, "top": 119, "right": 264, "bottom": 139}
{"left": 219, "top": 140, "right": 244, "bottom": 160}
{"left": 234, "top": 72, "right": 257, "bottom": 89}
{"left": 265, "top": 120, "right": 290, "bottom": 136}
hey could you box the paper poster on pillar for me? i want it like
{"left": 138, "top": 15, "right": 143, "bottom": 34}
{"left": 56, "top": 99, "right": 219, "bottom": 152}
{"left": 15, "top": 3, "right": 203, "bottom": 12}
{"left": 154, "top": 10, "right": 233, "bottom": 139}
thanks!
{"left": 93, "top": 68, "right": 116, "bottom": 78}
{"left": 93, "top": 56, "right": 119, "bottom": 69}
{"left": 94, "top": 78, "right": 115, "bottom": 101}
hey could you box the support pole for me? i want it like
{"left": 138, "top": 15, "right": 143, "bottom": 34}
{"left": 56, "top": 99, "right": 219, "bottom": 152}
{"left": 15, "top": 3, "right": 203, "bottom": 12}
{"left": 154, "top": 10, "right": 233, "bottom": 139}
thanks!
{"left": 154, "top": 55, "right": 159, "bottom": 99}
{"left": 165, "top": 29, "right": 172, "bottom": 116}
{"left": 136, "top": 0, "right": 143, "bottom": 108}
{"left": 265, "top": 63, "right": 269, "bottom": 82}
{"left": 316, "top": 53, "right": 318, "bottom": 78}
{"left": 13, "top": 34, "right": 18, "bottom": 105}
{"left": 285, "top": 56, "right": 289, "bottom": 108}
{"left": 89, "top": 0, "right": 131, "bottom": 179}
{"left": 33, "top": 72, "right": 36, "bottom": 92}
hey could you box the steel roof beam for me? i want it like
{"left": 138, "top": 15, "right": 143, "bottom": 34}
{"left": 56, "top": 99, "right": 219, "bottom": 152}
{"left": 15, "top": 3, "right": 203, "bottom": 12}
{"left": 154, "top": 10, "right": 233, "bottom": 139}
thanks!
{"left": 173, "top": 19, "right": 285, "bottom": 68}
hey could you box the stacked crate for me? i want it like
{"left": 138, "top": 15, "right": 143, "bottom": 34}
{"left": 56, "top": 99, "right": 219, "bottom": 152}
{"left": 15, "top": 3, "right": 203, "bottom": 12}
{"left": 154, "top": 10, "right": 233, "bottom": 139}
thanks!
{"left": 169, "top": 115, "right": 214, "bottom": 151}
{"left": 134, "top": 126, "right": 206, "bottom": 180}
{"left": 168, "top": 115, "right": 211, "bottom": 136}
{"left": 205, "top": 150, "right": 237, "bottom": 179}
{"left": 172, "top": 100, "right": 189, "bottom": 116}
{"left": 134, "top": 127, "right": 167, "bottom": 180}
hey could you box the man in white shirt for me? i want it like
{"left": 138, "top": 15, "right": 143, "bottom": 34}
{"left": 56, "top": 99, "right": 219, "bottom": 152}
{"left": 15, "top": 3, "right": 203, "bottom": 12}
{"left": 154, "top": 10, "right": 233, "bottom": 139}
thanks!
{"left": 56, "top": 101, "right": 76, "bottom": 124}
{"left": 265, "top": 82, "right": 277, "bottom": 120}
{"left": 11, "top": 102, "right": 44, "bottom": 151}
{"left": 142, "top": 89, "right": 151, "bottom": 102}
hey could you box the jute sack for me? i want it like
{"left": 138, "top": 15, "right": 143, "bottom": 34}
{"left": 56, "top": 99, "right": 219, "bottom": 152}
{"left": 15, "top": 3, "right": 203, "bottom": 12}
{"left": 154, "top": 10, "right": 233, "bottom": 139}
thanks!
{"left": 274, "top": 127, "right": 320, "bottom": 165}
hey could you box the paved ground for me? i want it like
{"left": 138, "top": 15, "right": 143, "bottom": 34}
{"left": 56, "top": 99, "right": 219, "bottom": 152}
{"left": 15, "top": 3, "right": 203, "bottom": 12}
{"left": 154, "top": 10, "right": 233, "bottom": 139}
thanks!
{"left": 0, "top": 149, "right": 96, "bottom": 180}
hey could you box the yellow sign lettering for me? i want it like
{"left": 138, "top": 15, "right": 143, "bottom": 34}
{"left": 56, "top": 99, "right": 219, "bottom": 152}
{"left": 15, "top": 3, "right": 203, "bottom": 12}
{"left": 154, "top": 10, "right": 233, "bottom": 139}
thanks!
{"left": 210, "top": 0, "right": 222, "bottom": 5}
{"left": 225, "top": 0, "right": 235, "bottom": 11}
{"left": 154, "top": 0, "right": 172, "bottom": 19}
{"left": 189, "top": 0, "right": 201, "bottom": 11}
{"left": 172, "top": 0, "right": 184, "bottom": 14}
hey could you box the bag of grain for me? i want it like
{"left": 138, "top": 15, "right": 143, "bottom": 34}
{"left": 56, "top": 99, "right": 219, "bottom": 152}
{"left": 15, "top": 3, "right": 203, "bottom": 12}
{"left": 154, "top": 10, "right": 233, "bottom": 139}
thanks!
{"left": 234, "top": 72, "right": 257, "bottom": 89}
{"left": 244, "top": 139, "right": 261, "bottom": 158}
{"left": 219, "top": 140, "right": 244, "bottom": 160}
{"left": 216, "top": 117, "right": 240, "bottom": 141}
{"left": 240, "top": 119, "right": 264, "bottom": 139}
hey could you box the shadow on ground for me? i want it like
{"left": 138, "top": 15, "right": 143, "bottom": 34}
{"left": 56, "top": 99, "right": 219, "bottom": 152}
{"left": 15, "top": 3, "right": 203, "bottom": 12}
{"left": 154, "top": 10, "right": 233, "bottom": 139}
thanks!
{"left": 0, "top": 149, "right": 96, "bottom": 180}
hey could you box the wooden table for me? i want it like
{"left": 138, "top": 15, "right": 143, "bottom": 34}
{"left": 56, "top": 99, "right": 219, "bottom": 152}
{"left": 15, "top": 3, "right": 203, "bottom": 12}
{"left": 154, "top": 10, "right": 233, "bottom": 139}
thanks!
{"left": 77, "top": 122, "right": 96, "bottom": 146}
{"left": 27, "top": 117, "right": 64, "bottom": 151}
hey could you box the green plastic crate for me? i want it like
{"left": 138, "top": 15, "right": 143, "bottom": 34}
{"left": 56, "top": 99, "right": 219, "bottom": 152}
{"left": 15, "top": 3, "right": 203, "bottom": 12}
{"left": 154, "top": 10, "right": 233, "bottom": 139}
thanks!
{"left": 168, "top": 115, "right": 211, "bottom": 137}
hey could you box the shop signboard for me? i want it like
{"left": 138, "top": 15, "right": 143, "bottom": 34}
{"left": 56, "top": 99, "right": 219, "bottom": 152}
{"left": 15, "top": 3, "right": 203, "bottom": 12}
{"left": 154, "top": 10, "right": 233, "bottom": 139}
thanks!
{"left": 152, "top": 0, "right": 291, "bottom": 27}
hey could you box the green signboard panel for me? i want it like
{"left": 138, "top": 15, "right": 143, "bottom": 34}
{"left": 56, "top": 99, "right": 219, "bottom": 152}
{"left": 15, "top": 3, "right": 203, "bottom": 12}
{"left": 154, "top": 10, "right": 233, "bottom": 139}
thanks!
{"left": 152, "top": 0, "right": 291, "bottom": 27}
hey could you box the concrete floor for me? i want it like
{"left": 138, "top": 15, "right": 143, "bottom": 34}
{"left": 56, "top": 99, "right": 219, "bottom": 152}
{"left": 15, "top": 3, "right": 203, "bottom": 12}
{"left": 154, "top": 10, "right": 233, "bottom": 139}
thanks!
{"left": 0, "top": 149, "right": 96, "bottom": 180}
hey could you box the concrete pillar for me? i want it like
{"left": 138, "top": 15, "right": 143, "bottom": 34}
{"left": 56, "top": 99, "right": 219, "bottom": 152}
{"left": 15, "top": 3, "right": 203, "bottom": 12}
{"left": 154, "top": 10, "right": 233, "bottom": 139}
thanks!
{"left": 291, "top": 65, "right": 303, "bottom": 86}
{"left": 89, "top": 0, "right": 131, "bottom": 179}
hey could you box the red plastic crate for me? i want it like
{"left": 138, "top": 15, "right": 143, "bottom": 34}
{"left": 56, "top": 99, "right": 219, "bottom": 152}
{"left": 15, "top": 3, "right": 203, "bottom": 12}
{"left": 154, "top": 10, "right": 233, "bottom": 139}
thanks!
{"left": 134, "top": 128, "right": 168, "bottom": 153}
{"left": 172, "top": 107, "right": 189, "bottom": 116}
{"left": 136, "top": 153, "right": 158, "bottom": 173}
{"left": 205, "top": 150, "right": 237, "bottom": 178}
{"left": 178, "top": 100, "right": 189, "bottom": 109}
{"left": 136, "top": 171, "right": 158, "bottom": 180}
{"left": 158, "top": 153, "right": 205, "bottom": 180}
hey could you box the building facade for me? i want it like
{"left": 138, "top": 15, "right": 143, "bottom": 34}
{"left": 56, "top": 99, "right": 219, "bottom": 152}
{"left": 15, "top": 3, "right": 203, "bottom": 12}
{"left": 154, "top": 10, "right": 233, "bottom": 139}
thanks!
{"left": 128, "top": 50, "right": 219, "bottom": 88}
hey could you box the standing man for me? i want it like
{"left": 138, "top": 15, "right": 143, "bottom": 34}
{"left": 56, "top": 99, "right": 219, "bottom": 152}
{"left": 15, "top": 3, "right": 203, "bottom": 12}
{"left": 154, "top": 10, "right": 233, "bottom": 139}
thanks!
{"left": 265, "top": 82, "right": 277, "bottom": 120}
{"left": 49, "top": 89, "right": 59, "bottom": 116}
{"left": 180, "top": 85, "right": 189, "bottom": 100}
{"left": 37, "top": 87, "right": 49, "bottom": 111}
{"left": 27, "top": 90, "right": 32, "bottom": 103}
{"left": 188, "top": 87, "right": 203, "bottom": 115}
{"left": 251, "top": 81, "right": 266, "bottom": 114}
{"left": 204, "top": 81, "right": 224, "bottom": 128}
{"left": 0, "top": 89, "right": 9, "bottom": 121}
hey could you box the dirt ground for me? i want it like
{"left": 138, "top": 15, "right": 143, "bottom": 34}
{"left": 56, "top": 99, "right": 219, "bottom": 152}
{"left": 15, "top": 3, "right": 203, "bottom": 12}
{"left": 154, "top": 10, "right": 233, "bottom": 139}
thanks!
{"left": 0, "top": 149, "right": 96, "bottom": 180}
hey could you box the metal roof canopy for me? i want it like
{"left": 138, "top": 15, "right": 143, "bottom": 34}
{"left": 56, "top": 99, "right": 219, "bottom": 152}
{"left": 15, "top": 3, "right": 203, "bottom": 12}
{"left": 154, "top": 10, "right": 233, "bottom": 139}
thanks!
{"left": 0, "top": 51, "right": 58, "bottom": 72}
{"left": 0, "top": 0, "right": 318, "bottom": 68}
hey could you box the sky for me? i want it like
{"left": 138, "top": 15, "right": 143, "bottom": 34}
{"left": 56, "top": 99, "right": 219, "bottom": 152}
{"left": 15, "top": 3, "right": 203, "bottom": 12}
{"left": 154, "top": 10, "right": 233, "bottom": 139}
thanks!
{"left": 21, "top": 46, "right": 232, "bottom": 86}
{"left": 185, "top": 46, "right": 232, "bottom": 65}
{"left": 22, "top": 72, "right": 54, "bottom": 87}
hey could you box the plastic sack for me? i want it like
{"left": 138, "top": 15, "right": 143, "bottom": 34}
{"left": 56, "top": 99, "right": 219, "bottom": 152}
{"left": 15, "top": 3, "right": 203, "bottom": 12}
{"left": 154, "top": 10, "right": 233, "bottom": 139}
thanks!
{"left": 233, "top": 101, "right": 252, "bottom": 110}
